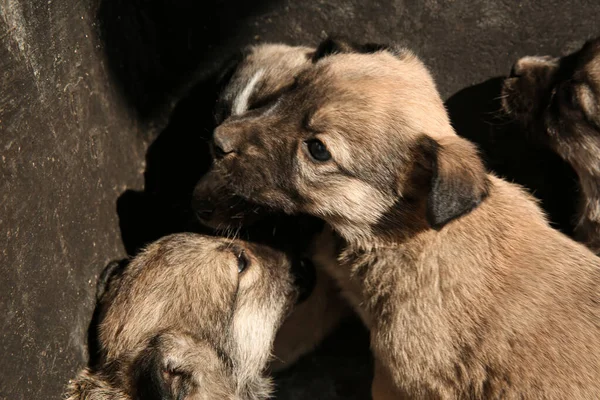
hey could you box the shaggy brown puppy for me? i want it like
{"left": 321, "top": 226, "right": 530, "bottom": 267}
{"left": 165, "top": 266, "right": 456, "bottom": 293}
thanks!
{"left": 202, "top": 39, "right": 600, "bottom": 399}
{"left": 502, "top": 37, "right": 600, "bottom": 254}
{"left": 194, "top": 43, "right": 317, "bottom": 229}
{"left": 192, "top": 43, "right": 351, "bottom": 371}
{"left": 65, "top": 233, "right": 302, "bottom": 400}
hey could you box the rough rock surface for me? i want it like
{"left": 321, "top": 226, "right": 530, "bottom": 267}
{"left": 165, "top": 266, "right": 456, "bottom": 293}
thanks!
{"left": 1, "top": 0, "right": 597, "bottom": 399}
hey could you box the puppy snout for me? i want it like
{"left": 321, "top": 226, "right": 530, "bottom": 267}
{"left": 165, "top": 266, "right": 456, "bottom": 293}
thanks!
{"left": 213, "top": 127, "right": 239, "bottom": 158}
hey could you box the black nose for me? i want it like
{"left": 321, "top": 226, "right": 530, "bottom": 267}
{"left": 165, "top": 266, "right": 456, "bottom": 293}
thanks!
{"left": 213, "top": 129, "right": 237, "bottom": 158}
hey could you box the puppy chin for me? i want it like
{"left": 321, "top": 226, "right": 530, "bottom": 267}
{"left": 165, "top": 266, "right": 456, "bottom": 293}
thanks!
{"left": 192, "top": 172, "right": 264, "bottom": 230}
{"left": 212, "top": 168, "right": 300, "bottom": 215}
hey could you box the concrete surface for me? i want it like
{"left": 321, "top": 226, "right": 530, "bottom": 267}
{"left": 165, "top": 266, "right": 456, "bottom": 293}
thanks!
{"left": 1, "top": 0, "right": 598, "bottom": 399}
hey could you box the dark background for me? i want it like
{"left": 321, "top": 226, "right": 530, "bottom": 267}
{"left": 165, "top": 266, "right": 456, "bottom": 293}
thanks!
{"left": 1, "top": 1, "right": 596, "bottom": 399}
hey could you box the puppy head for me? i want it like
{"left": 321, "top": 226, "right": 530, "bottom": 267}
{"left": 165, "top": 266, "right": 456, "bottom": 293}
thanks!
{"left": 69, "top": 233, "right": 300, "bottom": 399}
{"left": 66, "top": 332, "right": 235, "bottom": 400}
{"left": 502, "top": 37, "right": 600, "bottom": 173}
{"left": 208, "top": 41, "right": 489, "bottom": 244}
{"left": 193, "top": 43, "right": 315, "bottom": 230}
{"left": 214, "top": 43, "right": 316, "bottom": 125}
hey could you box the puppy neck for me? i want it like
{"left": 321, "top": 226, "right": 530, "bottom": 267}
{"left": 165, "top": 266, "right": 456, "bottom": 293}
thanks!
{"left": 329, "top": 213, "right": 432, "bottom": 252}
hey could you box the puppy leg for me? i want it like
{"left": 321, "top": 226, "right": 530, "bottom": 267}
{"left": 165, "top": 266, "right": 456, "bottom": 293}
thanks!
{"left": 269, "top": 268, "right": 350, "bottom": 371}
{"left": 65, "top": 367, "right": 127, "bottom": 400}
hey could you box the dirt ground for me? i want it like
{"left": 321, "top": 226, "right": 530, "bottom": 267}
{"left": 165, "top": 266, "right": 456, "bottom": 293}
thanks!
{"left": 1, "top": 0, "right": 597, "bottom": 399}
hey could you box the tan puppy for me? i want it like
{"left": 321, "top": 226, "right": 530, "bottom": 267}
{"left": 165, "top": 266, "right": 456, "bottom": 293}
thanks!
{"left": 202, "top": 38, "right": 600, "bottom": 399}
{"left": 65, "top": 233, "right": 302, "bottom": 400}
{"left": 193, "top": 43, "right": 351, "bottom": 371}
{"left": 502, "top": 37, "right": 600, "bottom": 254}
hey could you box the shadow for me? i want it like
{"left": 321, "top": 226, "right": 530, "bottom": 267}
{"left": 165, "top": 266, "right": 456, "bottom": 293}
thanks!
{"left": 446, "top": 77, "right": 578, "bottom": 235}
{"left": 86, "top": 258, "right": 129, "bottom": 368}
{"left": 273, "top": 316, "right": 373, "bottom": 400}
{"left": 96, "top": 0, "right": 280, "bottom": 123}
{"left": 116, "top": 68, "right": 324, "bottom": 256}
{"left": 116, "top": 77, "right": 217, "bottom": 255}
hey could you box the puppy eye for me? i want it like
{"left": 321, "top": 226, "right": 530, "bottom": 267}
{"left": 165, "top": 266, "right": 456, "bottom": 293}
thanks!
{"left": 237, "top": 251, "right": 249, "bottom": 274}
{"left": 305, "top": 139, "right": 332, "bottom": 162}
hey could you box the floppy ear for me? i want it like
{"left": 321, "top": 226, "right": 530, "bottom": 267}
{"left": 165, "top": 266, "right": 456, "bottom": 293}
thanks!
{"left": 65, "top": 368, "right": 127, "bottom": 400}
{"left": 312, "top": 36, "right": 394, "bottom": 62}
{"left": 132, "top": 332, "right": 233, "bottom": 400}
{"left": 422, "top": 135, "right": 490, "bottom": 229}
{"left": 96, "top": 260, "right": 127, "bottom": 302}
{"left": 312, "top": 36, "right": 357, "bottom": 61}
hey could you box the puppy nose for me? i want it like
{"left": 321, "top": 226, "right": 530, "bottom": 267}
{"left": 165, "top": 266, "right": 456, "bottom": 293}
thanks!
{"left": 213, "top": 127, "right": 238, "bottom": 158}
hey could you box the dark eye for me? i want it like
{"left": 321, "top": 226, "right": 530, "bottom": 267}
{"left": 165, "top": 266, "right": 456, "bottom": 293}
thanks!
{"left": 237, "top": 251, "right": 249, "bottom": 274}
{"left": 305, "top": 139, "right": 331, "bottom": 162}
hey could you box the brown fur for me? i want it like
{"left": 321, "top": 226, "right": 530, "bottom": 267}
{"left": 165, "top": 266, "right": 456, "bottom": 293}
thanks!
{"left": 193, "top": 43, "right": 352, "bottom": 372}
{"left": 502, "top": 37, "right": 600, "bottom": 254}
{"left": 65, "top": 233, "right": 299, "bottom": 400}
{"left": 204, "top": 40, "right": 600, "bottom": 398}
{"left": 269, "top": 267, "right": 351, "bottom": 370}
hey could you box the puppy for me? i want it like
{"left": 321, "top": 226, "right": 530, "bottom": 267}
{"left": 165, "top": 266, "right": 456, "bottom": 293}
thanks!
{"left": 193, "top": 43, "right": 352, "bottom": 371}
{"left": 502, "top": 37, "right": 600, "bottom": 254}
{"left": 202, "top": 38, "right": 600, "bottom": 399}
{"left": 65, "top": 233, "right": 304, "bottom": 400}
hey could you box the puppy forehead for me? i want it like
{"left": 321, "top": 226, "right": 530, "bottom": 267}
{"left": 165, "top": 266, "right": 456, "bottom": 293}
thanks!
{"left": 242, "top": 44, "right": 312, "bottom": 84}
{"left": 227, "top": 44, "right": 313, "bottom": 116}
{"left": 303, "top": 52, "right": 447, "bottom": 147}
{"left": 314, "top": 50, "right": 432, "bottom": 84}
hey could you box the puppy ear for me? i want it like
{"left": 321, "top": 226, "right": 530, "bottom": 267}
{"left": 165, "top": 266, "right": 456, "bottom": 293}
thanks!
{"left": 421, "top": 135, "right": 490, "bottom": 229}
{"left": 133, "top": 332, "right": 232, "bottom": 400}
{"left": 65, "top": 368, "right": 126, "bottom": 400}
{"left": 312, "top": 36, "right": 357, "bottom": 61}
{"left": 96, "top": 259, "right": 127, "bottom": 302}
{"left": 313, "top": 36, "right": 396, "bottom": 62}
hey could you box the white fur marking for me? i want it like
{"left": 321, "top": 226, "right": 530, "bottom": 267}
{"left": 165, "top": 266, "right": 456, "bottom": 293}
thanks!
{"left": 232, "top": 69, "right": 265, "bottom": 116}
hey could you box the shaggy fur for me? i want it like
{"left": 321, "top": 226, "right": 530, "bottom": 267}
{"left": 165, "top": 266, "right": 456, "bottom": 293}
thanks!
{"left": 192, "top": 43, "right": 351, "bottom": 371}
{"left": 204, "top": 38, "right": 600, "bottom": 399}
{"left": 502, "top": 37, "right": 600, "bottom": 254}
{"left": 65, "top": 234, "right": 300, "bottom": 400}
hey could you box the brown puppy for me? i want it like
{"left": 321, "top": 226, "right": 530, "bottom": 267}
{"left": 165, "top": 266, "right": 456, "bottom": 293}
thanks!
{"left": 65, "top": 233, "right": 301, "bottom": 400}
{"left": 194, "top": 43, "right": 317, "bottom": 229}
{"left": 202, "top": 39, "right": 600, "bottom": 399}
{"left": 193, "top": 43, "right": 351, "bottom": 371}
{"left": 502, "top": 37, "right": 600, "bottom": 254}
